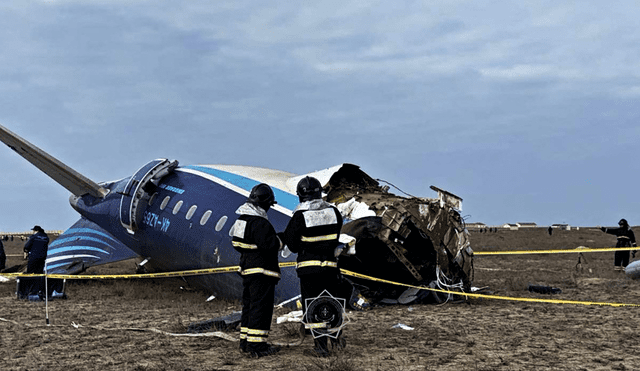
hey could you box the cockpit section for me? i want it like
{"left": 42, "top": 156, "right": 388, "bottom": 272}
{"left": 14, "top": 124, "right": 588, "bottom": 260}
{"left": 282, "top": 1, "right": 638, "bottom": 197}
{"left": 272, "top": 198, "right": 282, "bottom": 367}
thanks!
{"left": 119, "top": 159, "right": 179, "bottom": 234}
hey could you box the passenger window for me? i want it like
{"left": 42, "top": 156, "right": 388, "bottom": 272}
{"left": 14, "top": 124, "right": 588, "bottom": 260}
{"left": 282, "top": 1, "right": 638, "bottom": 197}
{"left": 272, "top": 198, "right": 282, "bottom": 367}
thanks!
{"left": 186, "top": 205, "right": 197, "bottom": 220}
{"left": 148, "top": 192, "right": 158, "bottom": 206}
{"left": 200, "top": 210, "right": 212, "bottom": 226}
{"left": 173, "top": 200, "right": 183, "bottom": 215}
{"left": 215, "top": 216, "right": 228, "bottom": 232}
{"left": 160, "top": 196, "right": 171, "bottom": 210}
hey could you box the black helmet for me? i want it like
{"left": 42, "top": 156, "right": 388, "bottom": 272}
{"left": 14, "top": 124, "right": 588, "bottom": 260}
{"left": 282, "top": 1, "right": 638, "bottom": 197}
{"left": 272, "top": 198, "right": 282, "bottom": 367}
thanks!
{"left": 619, "top": 218, "right": 629, "bottom": 228}
{"left": 248, "top": 183, "right": 277, "bottom": 210}
{"left": 296, "top": 176, "right": 322, "bottom": 202}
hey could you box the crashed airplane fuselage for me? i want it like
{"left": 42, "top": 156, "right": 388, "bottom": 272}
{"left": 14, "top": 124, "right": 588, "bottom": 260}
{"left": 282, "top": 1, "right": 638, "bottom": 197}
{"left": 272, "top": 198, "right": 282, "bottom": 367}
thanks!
{"left": 0, "top": 123, "right": 473, "bottom": 307}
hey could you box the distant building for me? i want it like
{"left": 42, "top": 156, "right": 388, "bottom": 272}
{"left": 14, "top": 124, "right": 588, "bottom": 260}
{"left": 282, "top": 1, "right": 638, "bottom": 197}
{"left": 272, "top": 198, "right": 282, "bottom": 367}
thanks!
{"left": 551, "top": 224, "right": 571, "bottom": 231}
{"left": 466, "top": 222, "right": 487, "bottom": 230}
{"left": 516, "top": 222, "right": 537, "bottom": 228}
{"left": 502, "top": 223, "right": 519, "bottom": 230}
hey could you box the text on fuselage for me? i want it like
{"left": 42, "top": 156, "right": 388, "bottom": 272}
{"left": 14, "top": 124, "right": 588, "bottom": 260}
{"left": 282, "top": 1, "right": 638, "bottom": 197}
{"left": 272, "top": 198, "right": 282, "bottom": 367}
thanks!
{"left": 143, "top": 211, "right": 170, "bottom": 232}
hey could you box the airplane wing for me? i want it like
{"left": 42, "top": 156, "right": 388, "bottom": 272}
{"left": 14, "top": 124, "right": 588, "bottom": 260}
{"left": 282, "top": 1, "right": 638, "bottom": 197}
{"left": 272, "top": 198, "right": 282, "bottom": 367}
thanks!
{"left": 0, "top": 123, "right": 108, "bottom": 198}
{"left": 46, "top": 218, "right": 140, "bottom": 274}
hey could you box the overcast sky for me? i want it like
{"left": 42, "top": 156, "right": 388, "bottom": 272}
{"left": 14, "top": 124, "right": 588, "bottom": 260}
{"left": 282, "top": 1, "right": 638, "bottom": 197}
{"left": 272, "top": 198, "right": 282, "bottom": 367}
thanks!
{"left": 1, "top": 1, "right": 639, "bottom": 233}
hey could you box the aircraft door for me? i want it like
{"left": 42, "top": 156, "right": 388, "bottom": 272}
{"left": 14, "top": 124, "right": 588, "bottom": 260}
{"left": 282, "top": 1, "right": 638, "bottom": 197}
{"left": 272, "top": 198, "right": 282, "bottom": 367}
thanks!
{"left": 119, "top": 159, "right": 179, "bottom": 233}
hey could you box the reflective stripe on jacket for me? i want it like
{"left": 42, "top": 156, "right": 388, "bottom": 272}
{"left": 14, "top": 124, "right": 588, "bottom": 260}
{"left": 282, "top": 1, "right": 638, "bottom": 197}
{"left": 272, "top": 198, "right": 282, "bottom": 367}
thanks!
{"left": 296, "top": 260, "right": 338, "bottom": 269}
{"left": 239, "top": 267, "right": 281, "bottom": 278}
{"left": 281, "top": 200, "right": 343, "bottom": 276}
{"left": 230, "top": 203, "right": 282, "bottom": 279}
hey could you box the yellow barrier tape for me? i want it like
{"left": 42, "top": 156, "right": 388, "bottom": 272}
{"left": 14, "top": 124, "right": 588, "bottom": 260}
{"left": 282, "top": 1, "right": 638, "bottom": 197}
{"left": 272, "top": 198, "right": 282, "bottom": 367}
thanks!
{"left": 475, "top": 246, "right": 638, "bottom": 255}
{"left": 2, "top": 259, "right": 638, "bottom": 307}
{"left": 0, "top": 261, "right": 298, "bottom": 280}
{"left": 2, "top": 247, "right": 630, "bottom": 278}
{"left": 339, "top": 269, "right": 640, "bottom": 307}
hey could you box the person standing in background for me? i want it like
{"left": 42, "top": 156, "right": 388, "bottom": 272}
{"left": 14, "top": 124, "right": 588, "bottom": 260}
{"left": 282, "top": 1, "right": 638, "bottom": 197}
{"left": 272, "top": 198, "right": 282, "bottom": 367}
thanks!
{"left": 600, "top": 219, "right": 637, "bottom": 271}
{"left": 24, "top": 225, "right": 49, "bottom": 274}
{"left": 0, "top": 235, "right": 6, "bottom": 271}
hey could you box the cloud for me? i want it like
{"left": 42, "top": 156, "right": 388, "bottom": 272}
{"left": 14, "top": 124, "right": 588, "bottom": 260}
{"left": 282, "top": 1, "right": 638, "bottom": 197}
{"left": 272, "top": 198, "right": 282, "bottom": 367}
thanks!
{"left": 2, "top": 0, "right": 640, "bottom": 230}
{"left": 617, "top": 86, "right": 640, "bottom": 98}
{"left": 478, "top": 64, "right": 581, "bottom": 81}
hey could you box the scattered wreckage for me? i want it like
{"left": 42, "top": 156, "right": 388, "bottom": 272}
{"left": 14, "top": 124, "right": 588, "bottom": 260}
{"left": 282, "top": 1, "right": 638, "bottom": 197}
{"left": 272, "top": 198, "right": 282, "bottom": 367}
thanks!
{"left": 322, "top": 164, "right": 474, "bottom": 308}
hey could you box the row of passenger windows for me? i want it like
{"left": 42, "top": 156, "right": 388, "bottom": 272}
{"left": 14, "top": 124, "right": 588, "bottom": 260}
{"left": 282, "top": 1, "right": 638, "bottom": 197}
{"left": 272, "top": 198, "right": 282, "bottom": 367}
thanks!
{"left": 150, "top": 192, "right": 228, "bottom": 231}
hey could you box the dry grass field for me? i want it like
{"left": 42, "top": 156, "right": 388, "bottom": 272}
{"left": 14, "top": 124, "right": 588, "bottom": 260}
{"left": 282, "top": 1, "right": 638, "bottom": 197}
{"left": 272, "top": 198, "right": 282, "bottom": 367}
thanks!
{"left": 2, "top": 227, "right": 640, "bottom": 371}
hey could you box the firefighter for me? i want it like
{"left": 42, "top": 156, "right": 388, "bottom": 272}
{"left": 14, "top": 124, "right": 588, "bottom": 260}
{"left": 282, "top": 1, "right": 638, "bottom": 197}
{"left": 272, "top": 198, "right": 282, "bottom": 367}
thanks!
{"left": 230, "top": 183, "right": 282, "bottom": 358}
{"left": 280, "top": 176, "right": 346, "bottom": 357}
{"left": 600, "top": 218, "right": 637, "bottom": 270}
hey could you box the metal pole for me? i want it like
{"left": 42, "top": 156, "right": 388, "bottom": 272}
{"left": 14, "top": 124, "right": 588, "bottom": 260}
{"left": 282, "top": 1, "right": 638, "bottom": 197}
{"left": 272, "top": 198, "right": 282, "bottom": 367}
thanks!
{"left": 45, "top": 265, "right": 50, "bottom": 326}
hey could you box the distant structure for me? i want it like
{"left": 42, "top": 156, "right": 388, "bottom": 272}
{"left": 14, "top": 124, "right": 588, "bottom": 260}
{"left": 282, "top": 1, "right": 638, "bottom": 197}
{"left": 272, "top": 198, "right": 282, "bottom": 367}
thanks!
{"left": 0, "top": 230, "right": 63, "bottom": 237}
{"left": 516, "top": 222, "right": 537, "bottom": 228}
{"left": 502, "top": 223, "right": 519, "bottom": 230}
{"left": 466, "top": 222, "right": 487, "bottom": 231}
{"left": 551, "top": 224, "right": 571, "bottom": 231}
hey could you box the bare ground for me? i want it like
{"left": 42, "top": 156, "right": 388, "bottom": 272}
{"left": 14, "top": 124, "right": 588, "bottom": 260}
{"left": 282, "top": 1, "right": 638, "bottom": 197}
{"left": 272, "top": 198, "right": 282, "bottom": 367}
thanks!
{"left": 2, "top": 227, "right": 640, "bottom": 371}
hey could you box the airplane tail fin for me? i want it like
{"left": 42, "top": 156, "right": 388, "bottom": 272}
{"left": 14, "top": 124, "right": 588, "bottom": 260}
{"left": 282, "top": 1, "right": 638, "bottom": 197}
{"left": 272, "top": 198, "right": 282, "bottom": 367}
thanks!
{"left": 0, "top": 123, "right": 108, "bottom": 198}
{"left": 46, "top": 218, "right": 140, "bottom": 274}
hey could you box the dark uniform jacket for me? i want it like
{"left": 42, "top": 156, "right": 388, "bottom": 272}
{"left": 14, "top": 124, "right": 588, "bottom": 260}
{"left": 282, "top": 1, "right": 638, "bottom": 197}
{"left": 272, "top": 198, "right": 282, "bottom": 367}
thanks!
{"left": 0, "top": 239, "right": 5, "bottom": 270}
{"left": 281, "top": 199, "right": 343, "bottom": 276}
{"left": 603, "top": 226, "right": 637, "bottom": 247}
{"left": 24, "top": 231, "right": 50, "bottom": 259}
{"left": 231, "top": 203, "right": 282, "bottom": 280}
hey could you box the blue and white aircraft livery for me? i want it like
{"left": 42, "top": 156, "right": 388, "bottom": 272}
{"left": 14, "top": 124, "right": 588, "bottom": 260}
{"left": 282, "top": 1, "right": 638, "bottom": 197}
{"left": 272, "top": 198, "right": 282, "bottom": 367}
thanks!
{"left": 0, "top": 123, "right": 474, "bottom": 306}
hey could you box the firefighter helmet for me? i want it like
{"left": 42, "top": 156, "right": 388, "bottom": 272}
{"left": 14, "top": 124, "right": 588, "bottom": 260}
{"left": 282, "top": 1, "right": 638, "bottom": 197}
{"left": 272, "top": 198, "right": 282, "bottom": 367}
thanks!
{"left": 296, "top": 176, "right": 322, "bottom": 202}
{"left": 248, "top": 183, "right": 277, "bottom": 210}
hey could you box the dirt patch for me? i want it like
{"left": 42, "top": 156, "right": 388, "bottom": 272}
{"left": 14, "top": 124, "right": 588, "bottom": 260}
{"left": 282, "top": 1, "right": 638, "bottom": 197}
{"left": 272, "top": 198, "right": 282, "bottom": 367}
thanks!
{"left": 2, "top": 228, "right": 640, "bottom": 370}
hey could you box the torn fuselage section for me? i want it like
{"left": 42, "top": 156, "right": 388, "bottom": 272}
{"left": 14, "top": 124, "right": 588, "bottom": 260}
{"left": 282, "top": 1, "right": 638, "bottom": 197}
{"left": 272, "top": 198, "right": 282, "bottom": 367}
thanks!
{"left": 325, "top": 164, "right": 473, "bottom": 305}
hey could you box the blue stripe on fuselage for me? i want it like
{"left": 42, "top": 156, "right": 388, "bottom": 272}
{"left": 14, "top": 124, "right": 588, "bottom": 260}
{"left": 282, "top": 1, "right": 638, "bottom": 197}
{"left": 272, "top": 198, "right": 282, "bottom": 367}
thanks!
{"left": 48, "top": 244, "right": 110, "bottom": 256}
{"left": 183, "top": 165, "right": 299, "bottom": 211}
{"left": 49, "top": 228, "right": 121, "bottom": 247}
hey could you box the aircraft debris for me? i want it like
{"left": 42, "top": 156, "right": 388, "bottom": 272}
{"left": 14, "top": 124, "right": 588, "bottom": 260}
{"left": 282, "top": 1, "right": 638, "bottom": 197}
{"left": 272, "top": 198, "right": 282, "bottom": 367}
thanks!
{"left": 391, "top": 323, "right": 414, "bottom": 330}
{"left": 323, "top": 164, "right": 473, "bottom": 306}
{"left": 188, "top": 311, "right": 241, "bottom": 333}
{"left": 527, "top": 284, "right": 562, "bottom": 295}
{"left": 626, "top": 260, "right": 640, "bottom": 279}
{"left": 276, "top": 310, "right": 303, "bottom": 324}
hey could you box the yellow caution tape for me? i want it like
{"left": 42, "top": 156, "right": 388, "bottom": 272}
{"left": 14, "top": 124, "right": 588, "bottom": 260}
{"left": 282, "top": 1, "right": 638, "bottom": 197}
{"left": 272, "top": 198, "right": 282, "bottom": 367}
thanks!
{"left": 0, "top": 261, "right": 298, "bottom": 280}
{"left": 2, "top": 257, "right": 638, "bottom": 307}
{"left": 339, "top": 269, "right": 640, "bottom": 307}
{"left": 475, "top": 246, "right": 638, "bottom": 255}
{"left": 2, "top": 246, "right": 630, "bottom": 278}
